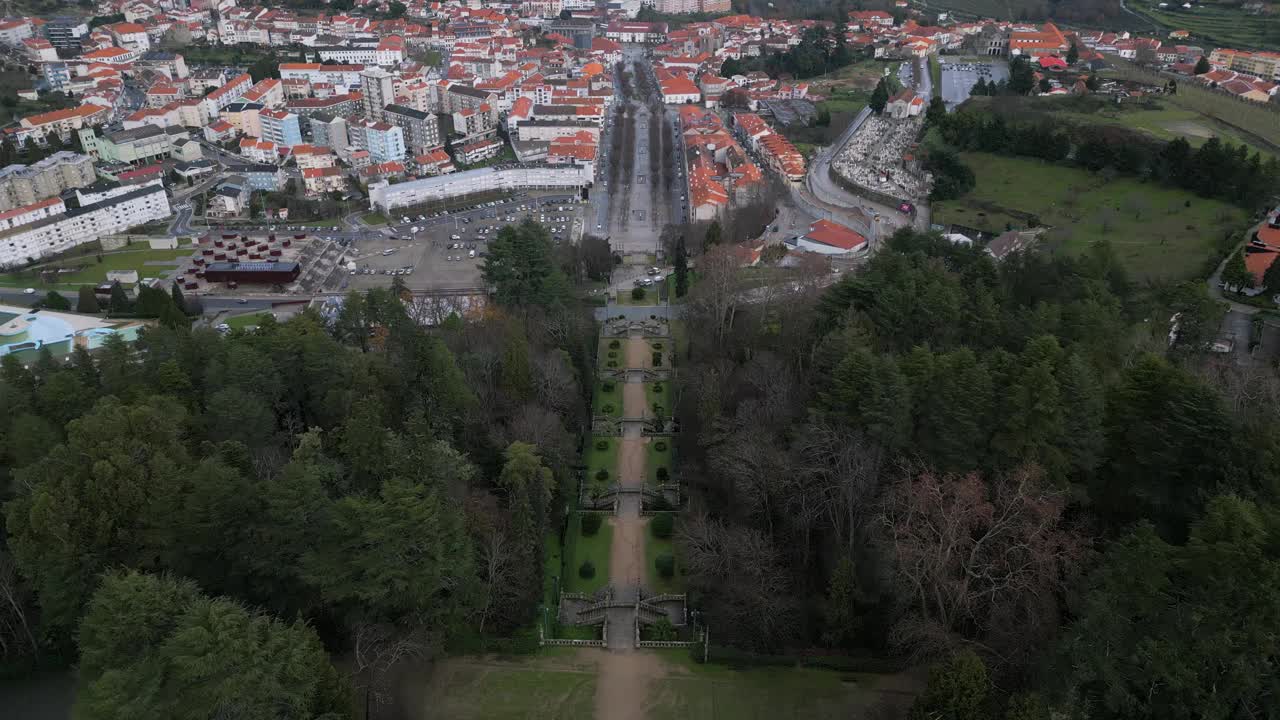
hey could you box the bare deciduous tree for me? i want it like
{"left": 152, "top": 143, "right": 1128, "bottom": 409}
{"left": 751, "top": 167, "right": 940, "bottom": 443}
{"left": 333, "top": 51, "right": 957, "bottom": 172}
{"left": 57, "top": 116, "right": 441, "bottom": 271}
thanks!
{"left": 352, "top": 622, "right": 432, "bottom": 717}
{"left": 0, "top": 547, "right": 39, "bottom": 663}
{"left": 876, "top": 463, "right": 1087, "bottom": 665}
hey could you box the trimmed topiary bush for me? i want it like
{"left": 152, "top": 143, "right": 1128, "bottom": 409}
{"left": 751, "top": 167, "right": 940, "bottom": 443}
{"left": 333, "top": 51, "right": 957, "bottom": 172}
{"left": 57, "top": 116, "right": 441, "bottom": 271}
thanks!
{"left": 655, "top": 553, "right": 674, "bottom": 578}
{"left": 652, "top": 352, "right": 662, "bottom": 367}
{"left": 595, "top": 439, "right": 609, "bottom": 451}
{"left": 607, "top": 351, "right": 617, "bottom": 358}
{"left": 582, "top": 513, "right": 602, "bottom": 536}
{"left": 580, "top": 560, "right": 596, "bottom": 579}
{"left": 607, "top": 360, "right": 618, "bottom": 368}
{"left": 632, "top": 287, "right": 646, "bottom": 301}
{"left": 654, "top": 441, "right": 668, "bottom": 451}
{"left": 602, "top": 404, "right": 615, "bottom": 414}
{"left": 602, "top": 381, "right": 615, "bottom": 392}
{"left": 596, "top": 469, "right": 609, "bottom": 481}
{"left": 651, "top": 512, "right": 674, "bottom": 539}
{"left": 652, "top": 404, "right": 664, "bottom": 416}
{"left": 652, "top": 383, "right": 663, "bottom": 393}
{"left": 653, "top": 342, "right": 664, "bottom": 350}
{"left": 656, "top": 467, "right": 669, "bottom": 483}
{"left": 609, "top": 340, "right": 620, "bottom": 349}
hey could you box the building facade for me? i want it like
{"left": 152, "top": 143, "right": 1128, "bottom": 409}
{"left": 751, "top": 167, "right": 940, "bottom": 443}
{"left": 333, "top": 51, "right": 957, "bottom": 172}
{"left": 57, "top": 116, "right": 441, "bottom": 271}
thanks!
{"left": 0, "top": 183, "right": 171, "bottom": 268}
{"left": 382, "top": 104, "right": 441, "bottom": 154}
{"left": 360, "top": 67, "right": 395, "bottom": 122}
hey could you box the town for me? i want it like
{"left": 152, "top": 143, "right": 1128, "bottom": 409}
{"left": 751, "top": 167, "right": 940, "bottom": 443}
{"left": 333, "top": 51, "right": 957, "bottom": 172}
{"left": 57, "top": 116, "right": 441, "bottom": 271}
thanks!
{"left": 0, "top": 0, "right": 1277, "bottom": 718}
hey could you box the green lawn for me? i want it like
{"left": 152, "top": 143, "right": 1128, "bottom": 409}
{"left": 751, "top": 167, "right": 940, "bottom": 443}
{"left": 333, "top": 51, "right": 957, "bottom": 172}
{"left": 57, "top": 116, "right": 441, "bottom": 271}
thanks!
{"left": 618, "top": 286, "right": 656, "bottom": 305}
{"left": 644, "top": 516, "right": 684, "bottom": 595}
{"left": 360, "top": 211, "right": 389, "bottom": 225}
{"left": 1020, "top": 96, "right": 1275, "bottom": 157}
{"left": 646, "top": 439, "right": 674, "bottom": 488}
{"left": 562, "top": 513, "right": 612, "bottom": 594}
{"left": 1132, "top": 4, "right": 1275, "bottom": 50}
{"left": 0, "top": 245, "right": 193, "bottom": 288}
{"left": 644, "top": 381, "right": 670, "bottom": 419}
{"left": 419, "top": 654, "right": 597, "bottom": 720}
{"left": 928, "top": 55, "right": 942, "bottom": 99}
{"left": 932, "top": 152, "right": 1247, "bottom": 282}
{"left": 583, "top": 436, "right": 619, "bottom": 496}
{"left": 649, "top": 338, "right": 671, "bottom": 371}
{"left": 598, "top": 338, "right": 624, "bottom": 372}
{"left": 225, "top": 312, "right": 272, "bottom": 330}
{"left": 593, "top": 379, "right": 623, "bottom": 418}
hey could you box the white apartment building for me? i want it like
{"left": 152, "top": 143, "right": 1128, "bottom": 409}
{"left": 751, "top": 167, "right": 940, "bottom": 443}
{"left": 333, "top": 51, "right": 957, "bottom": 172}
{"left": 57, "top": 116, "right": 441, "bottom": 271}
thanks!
{"left": 369, "top": 165, "right": 591, "bottom": 210}
{"left": 0, "top": 183, "right": 171, "bottom": 268}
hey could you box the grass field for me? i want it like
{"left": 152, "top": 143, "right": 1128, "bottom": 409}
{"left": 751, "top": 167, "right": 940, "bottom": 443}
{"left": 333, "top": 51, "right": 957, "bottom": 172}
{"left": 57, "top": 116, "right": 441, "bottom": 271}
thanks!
{"left": 418, "top": 652, "right": 598, "bottom": 720}
{"left": 646, "top": 439, "right": 673, "bottom": 487}
{"left": 584, "top": 437, "right": 619, "bottom": 495}
{"left": 418, "top": 648, "right": 915, "bottom": 720}
{"left": 933, "top": 152, "right": 1247, "bottom": 282}
{"left": 594, "top": 379, "right": 623, "bottom": 418}
{"left": 644, "top": 517, "right": 684, "bottom": 595}
{"left": 562, "top": 513, "right": 612, "bottom": 594}
{"left": 1131, "top": 3, "right": 1277, "bottom": 50}
{"left": 360, "top": 211, "right": 389, "bottom": 225}
{"left": 644, "top": 381, "right": 670, "bottom": 419}
{"left": 1023, "top": 96, "right": 1276, "bottom": 158}
{"left": 598, "top": 337, "right": 624, "bottom": 370}
{"left": 0, "top": 245, "right": 193, "bottom": 288}
{"left": 225, "top": 312, "right": 272, "bottom": 330}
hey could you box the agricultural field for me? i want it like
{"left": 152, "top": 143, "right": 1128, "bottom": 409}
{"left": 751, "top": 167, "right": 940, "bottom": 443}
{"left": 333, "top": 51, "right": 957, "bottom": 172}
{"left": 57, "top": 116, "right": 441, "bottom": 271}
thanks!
{"left": 1039, "top": 98, "right": 1275, "bottom": 157}
{"left": 933, "top": 152, "right": 1247, "bottom": 282}
{"left": 1131, "top": 2, "right": 1278, "bottom": 50}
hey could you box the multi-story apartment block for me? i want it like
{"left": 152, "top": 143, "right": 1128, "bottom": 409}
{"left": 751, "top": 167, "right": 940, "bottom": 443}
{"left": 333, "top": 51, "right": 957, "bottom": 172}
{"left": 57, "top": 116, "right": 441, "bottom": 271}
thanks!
{"left": 382, "top": 104, "right": 440, "bottom": 154}
{"left": 0, "top": 152, "right": 96, "bottom": 213}
{"left": 259, "top": 109, "right": 302, "bottom": 147}
{"left": 0, "top": 183, "right": 170, "bottom": 268}
{"left": 360, "top": 67, "right": 395, "bottom": 122}
{"left": 348, "top": 120, "right": 405, "bottom": 163}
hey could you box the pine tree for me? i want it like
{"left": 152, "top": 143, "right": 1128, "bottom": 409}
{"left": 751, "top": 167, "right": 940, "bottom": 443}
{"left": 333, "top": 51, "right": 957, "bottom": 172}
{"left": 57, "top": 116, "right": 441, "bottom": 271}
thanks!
{"left": 1263, "top": 253, "right": 1280, "bottom": 291}
{"left": 1066, "top": 42, "right": 1079, "bottom": 65}
{"left": 1221, "top": 249, "right": 1253, "bottom": 292}
{"left": 869, "top": 77, "right": 889, "bottom": 114}
{"left": 674, "top": 236, "right": 689, "bottom": 298}
{"left": 705, "top": 219, "right": 723, "bottom": 246}
{"left": 1194, "top": 55, "right": 1210, "bottom": 74}
{"left": 107, "top": 281, "right": 131, "bottom": 314}
{"left": 1086, "top": 73, "right": 1100, "bottom": 91}
{"left": 170, "top": 282, "right": 187, "bottom": 315}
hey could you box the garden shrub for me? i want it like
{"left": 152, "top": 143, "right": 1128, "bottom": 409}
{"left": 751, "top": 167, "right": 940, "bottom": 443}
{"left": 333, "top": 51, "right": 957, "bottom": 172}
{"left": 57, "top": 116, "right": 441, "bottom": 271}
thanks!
{"left": 653, "top": 383, "right": 663, "bottom": 393}
{"left": 632, "top": 287, "right": 646, "bottom": 301}
{"left": 652, "top": 404, "right": 664, "bottom": 416}
{"left": 602, "top": 381, "right": 615, "bottom": 392}
{"left": 653, "top": 342, "right": 664, "bottom": 350}
{"left": 655, "top": 553, "right": 674, "bottom": 578}
{"left": 607, "top": 361, "right": 618, "bottom": 368}
{"left": 595, "top": 439, "right": 609, "bottom": 451}
{"left": 607, "top": 351, "right": 617, "bottom": 358}
{"left": 652, "top": 352, "right": 662, "bottom": 367}
{"left": 609, "top": 340, "right": 620, "bottom": 349}
{"left": 602, "top": 404, "right": 615, "bottom": 414}
{"left": 656, "top": 467, "right": 669, "bottom": 483}
{"left": 651, "top": 512, "right": 674, "bottom": 539}
{"left": 580, "top": 561, "right": 596, "bottom": 579}
{"left": 654, "top": 441, "right": 668, "bottom": 451}
{"left": 582, "top": 513, "right": 602, "bottom": 536}
{"left": 596, "top": 469, "right": 609, "bottom": 481}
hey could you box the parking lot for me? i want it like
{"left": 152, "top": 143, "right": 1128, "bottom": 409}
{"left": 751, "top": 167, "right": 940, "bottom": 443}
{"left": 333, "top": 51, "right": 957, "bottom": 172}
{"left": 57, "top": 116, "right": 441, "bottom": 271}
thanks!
{"left": 940, "top": 59, "right": 1010, "bottom": 109}
{"left": 342, "top": 192, "right": 589, "bottom": 292}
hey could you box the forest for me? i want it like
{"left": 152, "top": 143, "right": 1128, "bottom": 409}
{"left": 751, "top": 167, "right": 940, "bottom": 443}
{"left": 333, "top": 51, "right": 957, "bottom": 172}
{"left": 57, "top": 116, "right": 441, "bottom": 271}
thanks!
{"left": 672, "top": 232, "right": 1280, "bottom": 718}
{"left": 0, "top": 214, "right": 1277, "bottom": 719}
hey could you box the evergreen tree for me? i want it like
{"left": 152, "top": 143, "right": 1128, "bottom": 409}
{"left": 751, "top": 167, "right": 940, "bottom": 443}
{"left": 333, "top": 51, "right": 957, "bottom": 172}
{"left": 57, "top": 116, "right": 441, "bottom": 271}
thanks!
{"left": 76, "top": 285, "right": 100, "bottom": 313}
{"left": 1263, "top": 253, "right": 1280, "bottom": 291}
{"left": 1086, "top": 72, "right": 1100, "bottom": 91}
{"left": 107, "top": 281, "right": 131, "bottom": 314}
{"left": 1194, "top": 55, "right": 1210, "bottom": 74}
{"left": 170, "top": 282, "right": 187, "bottom": 315}
{"left": 909, "top": 650, "right": 990, "bottom": 720}
{"left": 1066, "top": 42, "right": 1079, "bottom": 65}
{"left": 705, "top": 219, "right": 723, "bottom": 247}
{"left": 925, "top": 96, "right": 947, "bottom": 125}
{"left": 41, "top": 290, "right": 70, "bottom": 311}
{"left": 1221, "top": 249, "right": 1253, "bottom": 292}
{"left": 674, "top": 235, "right": 689, "bottom": 298}
{"left": 869, "top": 77, "right": 890, "bottom": 114}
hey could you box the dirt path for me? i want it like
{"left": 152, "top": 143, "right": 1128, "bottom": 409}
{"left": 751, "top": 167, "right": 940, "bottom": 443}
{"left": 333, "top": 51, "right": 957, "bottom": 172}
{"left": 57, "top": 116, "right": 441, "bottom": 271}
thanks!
{"left": 623, "top": 382, "right": 648, "bottom": 419}
{"left": 608, "top": 515, "right": 643, "bottom": 590}
{"left": 592, "top": 649, "right": 667, "bottom": 720}
{"left": 625, "top": 336, "right": 650, "bottom": 369}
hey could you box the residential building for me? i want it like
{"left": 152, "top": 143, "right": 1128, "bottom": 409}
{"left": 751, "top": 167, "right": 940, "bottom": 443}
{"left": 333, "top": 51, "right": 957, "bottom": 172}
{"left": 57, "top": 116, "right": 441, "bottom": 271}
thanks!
{"left": 279, "top": 63, "right": 365, "bottom": 90}
{"left": 455, "top": 137, "right": 503, "bottom": 165}
{"left": 368, "top": 165, "right": 591, "bottom": 211}
{"left": 218, "top": 102, "right": 264, "bottom": 138}
{"left": 4, "top": 104, "right": 111, "bottom": 148}
{"left": 451, "top": 103, "right": 498, "bottom": 140}
{"left": 1008, "top": 23, "right": 1069, "bottom": 58}
{"left": 200, "top": 73, "right": 254, "bottom": 119}
{"left": 206, "top": 176, "right": 250, "bottom": 219}
{"left": 0, "top": 183, "right": 170, "bottom": 268}
{"left": 308, "top": 113, "right": 349, "bottom": 153}
{"left": 348, "top": 120, "right": 405, "bottom": 163}
{"left": 286, "top": 94, "right": 360, "bottom": 120}
{"left": 22, "top": 38, "right": 57, "bottom": 63}
{"left": 604, "top": 22, "right": 668, "bottom": 44}
{"left": 302, "top": 166, "right": 347, "bottom": 196}
{"left": 259, "top": 109, "right": 302, "bottom": 147}
{"left": 0, "top": 152, "right": 95, "bottom": 211}
{"left": 43, "top": 18, "right": 89, "bottom": 51}
{"left": 292, "top": 144, "right": 336, "bottom": 170}
{"left": 360, "top": 67, "right": 395, "bottom": 121}
{"left": 0, "top": 197, "right": 65, "bottom": 233}
{"left": 41, "top": 63, "right": 70, "bottom": 92}
{"left": 106, "top": 22, "right": 150, "bottom": 52}
{"left": 0, "top": 20, "right": 33, "bottom": 46}
{"left": 221, "top": 163, "right": 283, "bottom": 192}
{"left": 382, "top": 104, "right": 440, "bottom": 154}
{"left": 140, "top": 51, "right": 189, "bottom": 81}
